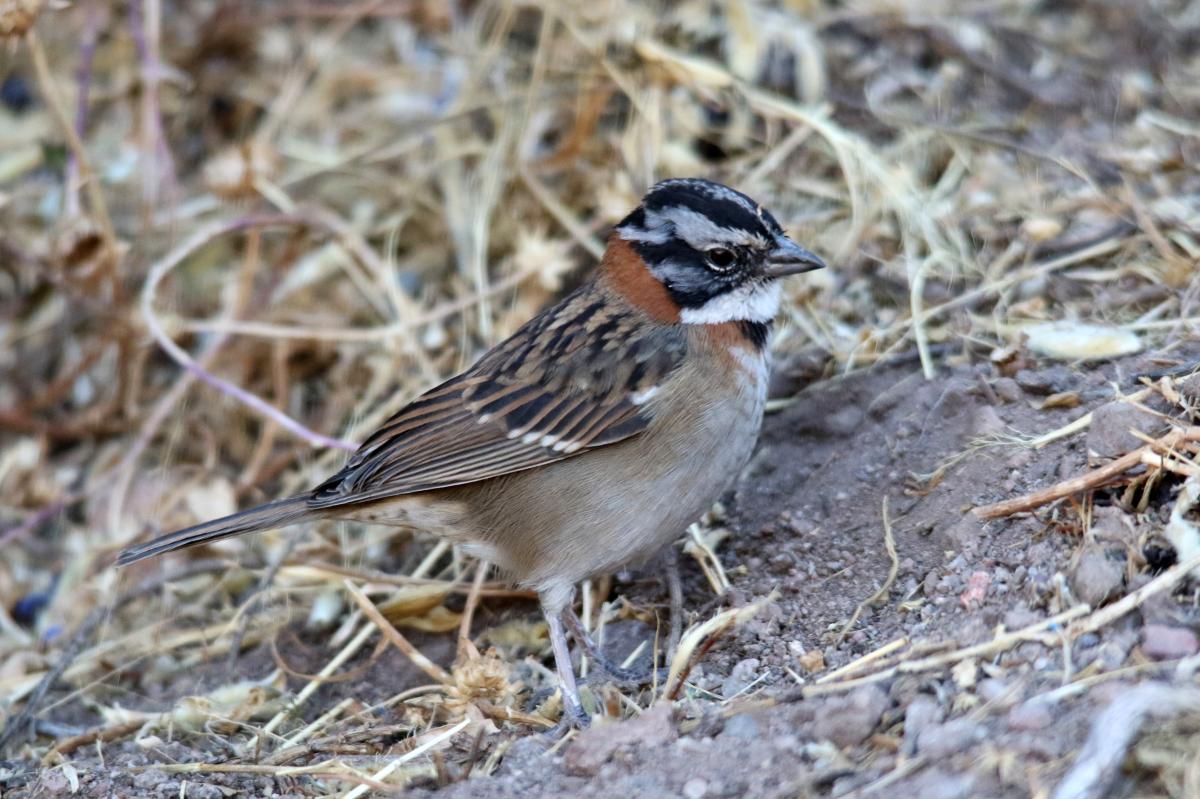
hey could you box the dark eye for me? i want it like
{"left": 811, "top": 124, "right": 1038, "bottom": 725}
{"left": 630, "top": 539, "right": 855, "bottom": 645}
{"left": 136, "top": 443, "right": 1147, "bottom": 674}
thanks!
{"left": 705, "top": 247, "right": 736, "bottom": 271}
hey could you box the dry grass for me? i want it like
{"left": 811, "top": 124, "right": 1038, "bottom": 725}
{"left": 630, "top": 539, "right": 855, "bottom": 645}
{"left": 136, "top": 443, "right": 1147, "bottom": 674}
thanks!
{"left": 1, "top": 0, "right": 1199, "bottom": 794}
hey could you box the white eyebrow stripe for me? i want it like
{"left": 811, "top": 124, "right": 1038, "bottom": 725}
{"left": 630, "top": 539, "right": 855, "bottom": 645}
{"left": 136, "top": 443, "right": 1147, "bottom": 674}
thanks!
{"left": 655, "top": 206, "right": 767, "bottom": 249}
{"left": 616, "top": 223, "right": 671, "bottom": 244}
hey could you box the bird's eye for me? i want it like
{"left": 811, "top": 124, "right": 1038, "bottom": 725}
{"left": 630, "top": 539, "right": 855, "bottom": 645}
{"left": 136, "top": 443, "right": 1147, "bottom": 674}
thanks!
{"left": 705, "top": 247, "right": 736, "bottom": 271}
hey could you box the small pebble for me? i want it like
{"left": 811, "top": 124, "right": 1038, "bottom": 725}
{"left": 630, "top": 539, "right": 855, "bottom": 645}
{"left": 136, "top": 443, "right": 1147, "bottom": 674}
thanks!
{"left": 722, "top": 713, "right": 760, "bottom": 741}
{"left": 813, "top": 686, "right": 889, "bottom": 748}
{"left": 992, "top": 377, "right": 1023, "bottom": 403}
{"left": 903, "top": 695, "right": 942, "bottom": 756}
{"left": 1069, "top": 545, "right": 1124, "bottom": 607}
{"left": 917, "top": 718, "right": 982, "bottom": 759}
{"left": 1006, "top": 700, "right": 1054, "bottom": 731}
{"left": 721, "top": 658, "right": 761, "bottom": 699}
{"left": 1004, "top": 606, "right": 1041, "bottom": 630}
{"left": 1087, "top": 402, "right": 1164, "bottom": 460}
{"left": 1142, "top": 624, "right": 1200, "bottom": 660}
{"left": 1015, "top": 366, "right": 1077, "bottom": 396}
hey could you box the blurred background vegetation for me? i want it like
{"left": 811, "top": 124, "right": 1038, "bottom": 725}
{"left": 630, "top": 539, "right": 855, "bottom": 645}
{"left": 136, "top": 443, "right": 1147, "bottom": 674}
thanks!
{"left": 0, "top": 0, "right": 1198, "bottom": 791}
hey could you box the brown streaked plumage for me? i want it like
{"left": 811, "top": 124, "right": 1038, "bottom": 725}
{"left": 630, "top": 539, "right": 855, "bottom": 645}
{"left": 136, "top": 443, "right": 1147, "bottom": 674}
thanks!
{"left": 117, "top": 177, "right": 826, "bottom": 730}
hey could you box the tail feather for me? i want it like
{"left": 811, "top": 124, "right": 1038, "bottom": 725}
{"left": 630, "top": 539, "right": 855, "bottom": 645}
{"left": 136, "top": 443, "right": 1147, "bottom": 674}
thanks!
{"left": 116, "top": 495, "right": 313, "bottom": 566}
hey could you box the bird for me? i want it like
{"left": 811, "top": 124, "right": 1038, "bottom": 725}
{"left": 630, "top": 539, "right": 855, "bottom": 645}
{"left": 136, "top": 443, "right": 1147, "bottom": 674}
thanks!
{"left": 116, "top": 177, "right": 825, "bottom": 729}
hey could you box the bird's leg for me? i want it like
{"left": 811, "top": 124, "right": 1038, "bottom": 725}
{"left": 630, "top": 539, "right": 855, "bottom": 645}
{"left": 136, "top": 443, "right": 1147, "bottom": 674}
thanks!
{"left": 542, "top": 602, "right": 590, "bottom": 733}
{"left": 562, "top": 607, "right": 668, "bottom": 688}
{"left": 664, "top": 545, "right": 684, "bottom": 663}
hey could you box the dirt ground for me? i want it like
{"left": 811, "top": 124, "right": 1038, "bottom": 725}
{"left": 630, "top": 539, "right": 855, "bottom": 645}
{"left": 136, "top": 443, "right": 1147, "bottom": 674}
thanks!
{"left": 3, "top": 1, "right": 1200, "bottom": 797}
{"left": 6, "top": 345, "right": 1200, "bottom": 798}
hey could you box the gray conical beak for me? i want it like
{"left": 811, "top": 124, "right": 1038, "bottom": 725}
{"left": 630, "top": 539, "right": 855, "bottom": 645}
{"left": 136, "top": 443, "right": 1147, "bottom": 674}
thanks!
{"left": 763, "top": 235, "right": 826, "bottom": 278}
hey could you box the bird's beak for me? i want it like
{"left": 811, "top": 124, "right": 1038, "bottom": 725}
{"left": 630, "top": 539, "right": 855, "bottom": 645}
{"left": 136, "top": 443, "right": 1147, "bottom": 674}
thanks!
{"left": 762, "top": 235, "right": 826, "bottom": 278}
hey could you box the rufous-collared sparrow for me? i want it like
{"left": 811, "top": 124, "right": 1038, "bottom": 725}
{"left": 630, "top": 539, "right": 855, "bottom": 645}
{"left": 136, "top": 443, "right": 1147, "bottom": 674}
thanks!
{"left": 117, "top": 178, "right": 825, "bottom": 728}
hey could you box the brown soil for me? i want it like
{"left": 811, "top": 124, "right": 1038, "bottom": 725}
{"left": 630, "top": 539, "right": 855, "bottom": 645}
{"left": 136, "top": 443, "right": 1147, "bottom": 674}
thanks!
{"left": 3, "top": 2, "right": 1200, "bottom": 797}
{"left": 7, "top": 345, "right": 1200, "bottom": 798}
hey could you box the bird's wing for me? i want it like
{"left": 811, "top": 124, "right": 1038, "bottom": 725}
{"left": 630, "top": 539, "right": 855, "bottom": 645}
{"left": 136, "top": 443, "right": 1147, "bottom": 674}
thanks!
{"left": 308, "top": 286, "right": 686, "bottom": 509}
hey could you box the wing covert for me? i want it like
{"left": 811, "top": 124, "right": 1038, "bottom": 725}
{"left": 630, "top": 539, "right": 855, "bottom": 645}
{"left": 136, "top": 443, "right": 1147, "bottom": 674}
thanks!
{"left": 309, "top": 286, "right": 685, "bottom": 509}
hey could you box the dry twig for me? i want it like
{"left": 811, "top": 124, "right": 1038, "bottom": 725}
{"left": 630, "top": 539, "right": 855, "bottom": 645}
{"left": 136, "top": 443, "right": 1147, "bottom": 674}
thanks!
{"left": 974, "top": 426, "right": 1200, "bottom": 519}
{"left": 835, "top": 496, "right": 899, "bottom": 642}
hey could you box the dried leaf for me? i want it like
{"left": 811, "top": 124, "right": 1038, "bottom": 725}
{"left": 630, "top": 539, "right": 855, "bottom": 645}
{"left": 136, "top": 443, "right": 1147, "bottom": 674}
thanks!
{"left": 1024, "top": 322, "right": 1143, "bottom": 362}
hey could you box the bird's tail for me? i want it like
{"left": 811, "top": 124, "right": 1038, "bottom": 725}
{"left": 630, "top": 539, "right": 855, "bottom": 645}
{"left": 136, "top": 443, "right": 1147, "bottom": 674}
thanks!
{"left": 116, "top": 495, "right": 313, "bottom": 566}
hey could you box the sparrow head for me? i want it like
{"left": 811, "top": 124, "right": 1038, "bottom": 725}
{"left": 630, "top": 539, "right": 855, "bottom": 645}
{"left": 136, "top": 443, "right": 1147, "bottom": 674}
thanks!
{"left": 612, "top": 178, "right": 825, "bottom": 325}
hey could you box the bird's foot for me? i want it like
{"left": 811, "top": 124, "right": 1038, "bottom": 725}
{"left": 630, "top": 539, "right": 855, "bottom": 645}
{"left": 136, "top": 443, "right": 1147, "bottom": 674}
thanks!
{"left": 563, "top": 608, "right": 670, "bottom": 689}
{"left": 537, "top": 691, "right": 592, "bottom": 740}
{"left": 584, "top": 654, "right": 670, "bottom": 690}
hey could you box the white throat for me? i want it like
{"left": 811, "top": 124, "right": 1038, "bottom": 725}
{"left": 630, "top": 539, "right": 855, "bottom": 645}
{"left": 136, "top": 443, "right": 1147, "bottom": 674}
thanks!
{"left": 678, "top": 281, "right": 781, "bottom": 325}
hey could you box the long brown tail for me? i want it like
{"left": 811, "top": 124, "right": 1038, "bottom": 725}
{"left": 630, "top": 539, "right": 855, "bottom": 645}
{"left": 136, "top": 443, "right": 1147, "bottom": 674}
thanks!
{"left": 116, "top": 495, "right": 313, "bottom": 566}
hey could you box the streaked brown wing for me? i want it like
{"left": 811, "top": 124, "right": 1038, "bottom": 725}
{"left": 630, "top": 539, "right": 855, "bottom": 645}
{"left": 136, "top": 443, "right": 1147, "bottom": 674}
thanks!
{"left": 308, "top": 285, "right": 686, "bottom": 509}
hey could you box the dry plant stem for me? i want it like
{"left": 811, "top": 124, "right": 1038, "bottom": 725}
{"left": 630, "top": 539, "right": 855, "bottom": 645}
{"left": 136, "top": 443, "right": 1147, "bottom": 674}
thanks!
{"left": 740, "top": 123, "right": 815, "bottom": 189}
{"left": 341, "top": 718, "right": 470, "bottom": 799}
{"left": 1052, "top": 684, "right": 1200, "bottom": 799}
{"left": 905, "top": 246, "right": 935, "bottom": 379}
{"left": 175, "top": 258, "right": 547, "bottom": 343}
{"left": 343, "top": 579, "right": 452, "bottom": 684}
{"left": 284, "top": 562, "right": 528, "bottom": 596}
{"left": 106, "top": 222, "right": 269, "bottom": 536}
{"left": 884, "top": 234, "right": 1128, "bottom": 351}
{"left": 267, "top": 721, "right": 417, "bottom": 768}
{"left": 224, "top": 526, "right": 309, "bottom": 671}
{"left": 474, "top": 700, "right": 556, "bottom": 730}
{"left": 816, "top": 636, "right": 909, "bottom": 684}
{"left": 43, "top": 718, "right": 145, "bottom": 760}
{"left": 685, "top": 524, "right": 730, "bottom": 595}
{"left": 1124, "top": 180, "right": 1190, "bottom": 272}
{"left": 140, "top": 213, "right": 360, "bottom": 451}
{"left": 836, "top": 496, "right": 899, "bottom": 642}
{"left": 257, "top": 623, "right": 377, "bottom": 743}
{"left": 24, "top": 30, "right": 117, "bottom": 253}
{"left": 0, "top": 493, "right": 79, "bottom": 548}
{"left": 456, "top": 560, "right": 489, "bottom": 661}
{"left": 811, "top": 554, "right": 1200, "bottom": 700}
{"left": 518, "top": 167, "right": 604, "bottom": 259}
{"left": 802, "top": 604, "right": 1089, "bottom": 698}
{"left": 973, "top": 426, "right": 1200, "bottom": 519}
{"left": 129, "top": 0, "right": 177, "bottom": 214}
{"left": 1135, "top": 428, "right": 1200, "bottom": 473}
{"left": 299, "top": 205, "right": 434, "bottom": 356}
{"left": 1140, "top": 450, "right": 1200, "bottom": 478}
{"left": 277, "top": 696, "right": 355, "bottom": 750}
{"left": 840, "top": 755, "right": 929, "bottom": 799}
{"left": 256, "top": 0, "right": 382, "bottom": 145}
{"left": 0, "top": 559, "right": 228, "bottom": 753}
{"left": 64, "top": 0, "right": 103, "bottom": 218}
{"left": 1025, "top": 387, "right": 1154, "bottom": 450}
{"left": 662, "top": 593, "right": 776, "bottom": 700}
{"left": 105, "top": 334, "right": 224, "bottom": 537}
{"left": 128, "top": 761, "right": 398, "bottom": 782}
{"left": 271, "top": 635, "right": 386, "bottom": 685}
{"left": 1070, "top": 552, "right": 1200, "bottom": 638}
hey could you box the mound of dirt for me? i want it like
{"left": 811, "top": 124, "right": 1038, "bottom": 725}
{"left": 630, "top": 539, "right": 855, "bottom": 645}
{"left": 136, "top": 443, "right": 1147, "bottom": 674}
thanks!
{"left": 9, "top": 345, "right": 1200, "bottom": 799}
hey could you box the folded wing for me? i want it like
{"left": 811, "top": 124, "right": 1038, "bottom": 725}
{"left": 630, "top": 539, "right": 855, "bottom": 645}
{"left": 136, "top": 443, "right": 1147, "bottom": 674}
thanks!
{"left": 308, "top": 288, "right": 685, "bottom": 509}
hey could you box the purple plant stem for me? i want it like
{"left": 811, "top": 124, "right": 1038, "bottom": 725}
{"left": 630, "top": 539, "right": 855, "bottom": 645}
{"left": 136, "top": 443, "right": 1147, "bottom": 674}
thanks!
{"left": 140, "top": 213, "right": 359, "bottom": 452}
{"left": 0, "top": 496, "right": 78, "bottom": 549}
{"left": 64, "top": 0, "right": 103, "bottom": 218}
{"left": 128, "top": 0, "right": 178, "bottom": 213}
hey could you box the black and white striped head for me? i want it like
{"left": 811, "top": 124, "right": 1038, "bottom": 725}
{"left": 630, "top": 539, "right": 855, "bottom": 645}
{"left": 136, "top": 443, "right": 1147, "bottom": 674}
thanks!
{"left": 616, "top": 178, "right": 824, "bottom": 325}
